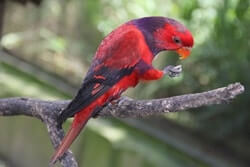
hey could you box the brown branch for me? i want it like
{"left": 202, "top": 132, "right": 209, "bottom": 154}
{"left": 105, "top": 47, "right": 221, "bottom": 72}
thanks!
{"left": 0, "top": 82, "right": 245, "bottom": 167}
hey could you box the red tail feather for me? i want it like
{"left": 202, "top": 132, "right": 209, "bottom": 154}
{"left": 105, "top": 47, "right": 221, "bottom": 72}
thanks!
{"left": 50, "top": 111, "right": 91, "bottom": 165}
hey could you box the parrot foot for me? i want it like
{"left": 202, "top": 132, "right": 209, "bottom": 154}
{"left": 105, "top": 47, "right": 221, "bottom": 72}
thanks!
{"left": 163, "top": 65, "right": 182, "bottom": 78}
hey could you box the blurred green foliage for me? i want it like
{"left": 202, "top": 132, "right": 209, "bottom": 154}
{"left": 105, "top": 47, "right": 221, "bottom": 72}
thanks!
{"left": 0, "top": 0, "right": 250, "bottom": 166}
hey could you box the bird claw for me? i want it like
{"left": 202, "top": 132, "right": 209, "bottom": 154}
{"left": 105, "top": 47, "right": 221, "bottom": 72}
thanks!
{"left": 163, "top": 65, "right": 182, "bottom": 77}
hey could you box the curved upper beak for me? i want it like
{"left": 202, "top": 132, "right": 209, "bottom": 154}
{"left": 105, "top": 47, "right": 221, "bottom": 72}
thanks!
{"left": 176, "top": 47, "right": 191, "bottom": 59}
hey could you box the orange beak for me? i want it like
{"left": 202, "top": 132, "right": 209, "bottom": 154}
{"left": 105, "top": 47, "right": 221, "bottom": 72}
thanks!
{"left": 176, "top": 47, "right": 191, "bottom": 59}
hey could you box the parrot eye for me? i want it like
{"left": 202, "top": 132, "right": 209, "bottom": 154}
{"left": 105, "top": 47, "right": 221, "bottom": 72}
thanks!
{"left": 173, "top": 36, "right": 181, "bottom": 44}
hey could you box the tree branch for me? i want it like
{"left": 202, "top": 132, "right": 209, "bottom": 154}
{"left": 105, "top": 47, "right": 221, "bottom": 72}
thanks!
{"left": 0, "top": 82, "right": 245, "bottom": 167}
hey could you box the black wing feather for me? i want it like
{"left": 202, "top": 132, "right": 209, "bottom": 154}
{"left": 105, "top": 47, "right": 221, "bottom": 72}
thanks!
{"left": 58, "top": 66, "right": 134, "bottom": 124}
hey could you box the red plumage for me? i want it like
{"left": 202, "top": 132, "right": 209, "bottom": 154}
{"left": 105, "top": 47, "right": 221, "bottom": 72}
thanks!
{"left": 50, "top": 17, "right": 194, "bottom": 164}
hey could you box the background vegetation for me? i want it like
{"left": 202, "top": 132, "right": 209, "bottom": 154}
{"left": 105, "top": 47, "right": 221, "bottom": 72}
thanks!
{"left": 0, "top": 0, "right": 249, "bottom": 167}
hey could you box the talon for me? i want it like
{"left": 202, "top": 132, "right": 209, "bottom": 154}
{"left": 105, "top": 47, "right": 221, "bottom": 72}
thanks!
{"left": 171, "top": 65, "right": 182, "bottom": 73}
{"left": 163, "top": 65, "right": 182, "bottom": 78}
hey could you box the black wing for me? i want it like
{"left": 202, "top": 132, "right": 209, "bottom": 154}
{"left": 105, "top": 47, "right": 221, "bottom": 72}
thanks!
{"left": 58, "top": 66, "right": 134, "bottom": 124}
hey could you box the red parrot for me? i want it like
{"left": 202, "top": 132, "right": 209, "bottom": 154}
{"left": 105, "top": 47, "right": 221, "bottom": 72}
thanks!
{"left": 50, "top": 16, "right": 193, "bottom": 164}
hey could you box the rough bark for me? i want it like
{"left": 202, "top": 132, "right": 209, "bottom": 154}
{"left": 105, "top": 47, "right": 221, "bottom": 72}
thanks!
{"left": 0, "top": 82, "right": 245, "bottom": 167}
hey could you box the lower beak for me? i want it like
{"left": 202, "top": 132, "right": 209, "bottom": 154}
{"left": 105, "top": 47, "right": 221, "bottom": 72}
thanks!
{"left": 176, "top": 47, "right": 191, "bottom": 59}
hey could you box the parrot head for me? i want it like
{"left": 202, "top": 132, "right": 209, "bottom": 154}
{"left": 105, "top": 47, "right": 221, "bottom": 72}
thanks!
{"left": 132, "top": 17, "right": 194, "bottom": 59}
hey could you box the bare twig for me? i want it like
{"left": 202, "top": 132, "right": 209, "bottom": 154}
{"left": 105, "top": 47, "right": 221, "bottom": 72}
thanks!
{"left": 0, "top": 82, "right": 245, "bottom": 167}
